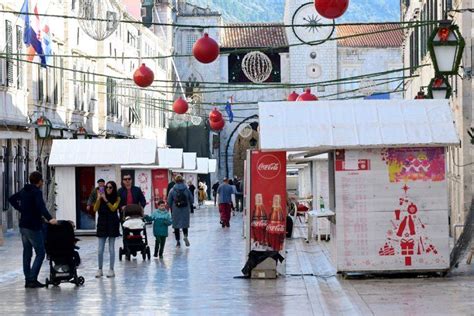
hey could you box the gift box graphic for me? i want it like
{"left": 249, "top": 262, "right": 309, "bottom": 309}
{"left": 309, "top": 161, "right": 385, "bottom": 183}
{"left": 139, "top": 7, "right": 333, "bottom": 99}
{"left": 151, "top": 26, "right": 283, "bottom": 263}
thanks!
{"left": 400, "top": 238, "right": 415, "bottom": 255}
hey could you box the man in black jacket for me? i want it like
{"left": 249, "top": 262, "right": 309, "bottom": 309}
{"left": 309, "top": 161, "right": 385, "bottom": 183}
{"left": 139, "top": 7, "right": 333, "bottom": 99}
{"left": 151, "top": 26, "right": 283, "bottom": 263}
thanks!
{"left": 9, "top": 171, "right": 57, "bottom": 288}
{"left": 118, "top": 173, "right": 146, "bottom": 219}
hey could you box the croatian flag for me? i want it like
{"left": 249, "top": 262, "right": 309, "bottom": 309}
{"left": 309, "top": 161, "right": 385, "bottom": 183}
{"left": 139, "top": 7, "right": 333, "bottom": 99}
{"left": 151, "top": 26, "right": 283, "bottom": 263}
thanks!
{"left": 20, "top": 0, "right": 47, "bottom": 67}
{"left": 225, "top": 96, "right": 234, "bottom": 123}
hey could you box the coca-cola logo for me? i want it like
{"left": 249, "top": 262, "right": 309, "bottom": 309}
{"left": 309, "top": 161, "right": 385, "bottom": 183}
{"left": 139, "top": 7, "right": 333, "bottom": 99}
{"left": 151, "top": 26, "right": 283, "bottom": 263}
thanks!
{"left": 256, "top": 154, "right": 282, "bottom": 180}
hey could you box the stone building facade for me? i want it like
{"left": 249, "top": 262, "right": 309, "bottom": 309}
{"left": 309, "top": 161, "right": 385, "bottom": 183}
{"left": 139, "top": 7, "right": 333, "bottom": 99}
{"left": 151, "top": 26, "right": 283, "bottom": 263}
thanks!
{"left": 158, "top": 0, "right": 404, "bottom": 181}
{"left": 401, "top": 0, "right": 473, "bottom": 234}
{"left": 0, "top": 0, "right": 170, "bottom": 230}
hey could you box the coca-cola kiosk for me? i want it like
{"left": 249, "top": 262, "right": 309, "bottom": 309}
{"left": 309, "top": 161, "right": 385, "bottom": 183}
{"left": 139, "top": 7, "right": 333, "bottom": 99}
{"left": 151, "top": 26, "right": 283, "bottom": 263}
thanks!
{"left": 244, "top": 150, "right": 287, "bottom": 278}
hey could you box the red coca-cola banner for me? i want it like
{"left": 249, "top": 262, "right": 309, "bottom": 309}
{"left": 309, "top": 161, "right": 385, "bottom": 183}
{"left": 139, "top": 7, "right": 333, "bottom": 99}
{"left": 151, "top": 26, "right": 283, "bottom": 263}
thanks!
{"left": 151, "top": 169, "right": 169, "bottom": 208}
{"left": 250, "top": 151, "right": 286, "bottom": 252}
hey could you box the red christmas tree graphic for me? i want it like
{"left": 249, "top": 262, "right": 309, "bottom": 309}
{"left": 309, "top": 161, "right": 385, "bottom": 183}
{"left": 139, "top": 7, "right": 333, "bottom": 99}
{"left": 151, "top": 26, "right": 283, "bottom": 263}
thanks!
{"left": 379, "top": 185, "right": 438, "bottom": 266}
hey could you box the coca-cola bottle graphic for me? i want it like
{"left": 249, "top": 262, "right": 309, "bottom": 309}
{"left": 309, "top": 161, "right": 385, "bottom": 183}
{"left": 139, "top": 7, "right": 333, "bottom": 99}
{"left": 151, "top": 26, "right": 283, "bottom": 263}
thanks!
{"left": 266, "top": 194, "right": 285, "bottom": 251}
{"left": 154, "top": 188, "right": 160, "bottom": 208}
{"left": 251, "top": 193, "right": 267, "bottom": 247}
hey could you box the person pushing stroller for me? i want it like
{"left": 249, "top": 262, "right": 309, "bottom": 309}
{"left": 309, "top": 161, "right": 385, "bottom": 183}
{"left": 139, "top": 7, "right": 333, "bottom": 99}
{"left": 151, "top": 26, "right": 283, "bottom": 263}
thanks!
{"left": 144, "top": 200, "right": 172, "bottom": 258}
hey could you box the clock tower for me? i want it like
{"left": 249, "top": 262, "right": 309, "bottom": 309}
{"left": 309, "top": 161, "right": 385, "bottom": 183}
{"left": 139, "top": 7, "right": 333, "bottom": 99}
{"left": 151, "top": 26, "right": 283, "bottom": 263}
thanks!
{"left": 284, "top": 0, "right": 338, "bottom": 97}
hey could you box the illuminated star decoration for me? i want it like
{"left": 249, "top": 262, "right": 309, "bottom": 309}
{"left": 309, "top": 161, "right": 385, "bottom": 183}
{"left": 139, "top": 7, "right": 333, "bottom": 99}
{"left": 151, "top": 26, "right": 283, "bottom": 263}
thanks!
{"left": 303, "top": 14, "right": 323, "bottom": 34}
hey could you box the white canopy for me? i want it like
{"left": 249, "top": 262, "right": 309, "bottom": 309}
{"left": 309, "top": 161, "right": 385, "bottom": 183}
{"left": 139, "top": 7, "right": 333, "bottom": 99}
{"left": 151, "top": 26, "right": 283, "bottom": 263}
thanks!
{"left": 49, "top": 139, "right": 157, "bottom": 166}
{"left": 208, "top": 159, "right": 217, "bottom": 173}
{"left": 157, "top": 148, "right": 184, "bottom": 169}
{"left": 258, "top": 99, "right": 459, "bottom": 151}
{"left": 183, "top": 152, "right": 197, "bottom": 170}
{"left": 173, "top": 157, "right": 217, "bottom": 174}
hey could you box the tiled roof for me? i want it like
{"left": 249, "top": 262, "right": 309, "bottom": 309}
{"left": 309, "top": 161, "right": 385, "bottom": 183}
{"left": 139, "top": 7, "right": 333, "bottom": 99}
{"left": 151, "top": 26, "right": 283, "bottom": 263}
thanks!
{"left": 221, "top": 23, "right": 288, "bottom": 49}
{"left": 220, "top": 23, "right": 403, "bottom": 49}
{"left": 336, "top": 24, "right": 404, "bottom": 47}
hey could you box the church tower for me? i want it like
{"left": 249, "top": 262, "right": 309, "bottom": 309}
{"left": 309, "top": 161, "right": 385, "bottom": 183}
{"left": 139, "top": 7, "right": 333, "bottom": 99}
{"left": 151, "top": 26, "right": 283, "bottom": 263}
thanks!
{"left": 284, "top": 0, "right": 338, "bottom": 97}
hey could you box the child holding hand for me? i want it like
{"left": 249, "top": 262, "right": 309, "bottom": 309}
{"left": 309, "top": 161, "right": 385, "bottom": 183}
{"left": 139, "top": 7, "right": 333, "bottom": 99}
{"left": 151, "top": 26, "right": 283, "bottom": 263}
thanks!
{"left": 145, "top": 200, "right": 172, "bottom": 258}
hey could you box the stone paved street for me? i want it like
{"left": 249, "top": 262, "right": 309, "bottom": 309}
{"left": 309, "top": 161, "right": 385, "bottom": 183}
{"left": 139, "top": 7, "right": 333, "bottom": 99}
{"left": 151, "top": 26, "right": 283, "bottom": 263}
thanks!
{"left": 0, "top": 203, "right": 473, "bottom": 315}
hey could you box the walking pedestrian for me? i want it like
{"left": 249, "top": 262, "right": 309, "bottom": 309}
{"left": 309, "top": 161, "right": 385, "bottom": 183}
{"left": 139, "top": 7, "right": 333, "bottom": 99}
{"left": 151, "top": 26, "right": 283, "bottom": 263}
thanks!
{"left": 235, "top": 177, "right": 244, "bottom": 212}
{"left": 168, "top": 175, "right": 193, "bottom": 248}
{"left": 212, "top": 180, "right": 219, "bottom": 206}
{"left": 228, "top": 179, "right": 237, "bottom": 216}
{"left": 93, "top": 181, "right": 121, "bottom": 278}
{"left": 9, "top": 171, "right": 58, "bottom": 288}
{"left": 198, "top": 181, "right": 207, "bottom": 206}
{"left": 144, "top": 200, "right": 172, "bottom": 258}
{"left": 86, "top": 179, "right": 105, "bottom": 213}
{"left": 118, "top": 173, "right": 146, "bottom": 220}
{"left": 188, "top": 181, "right": 196, "bottom": 214}
{"left": 217, "top": 178, "right": 234, "bottom": 228}
{"left": 167, "top": 177, "right": 176, "bottom": 197}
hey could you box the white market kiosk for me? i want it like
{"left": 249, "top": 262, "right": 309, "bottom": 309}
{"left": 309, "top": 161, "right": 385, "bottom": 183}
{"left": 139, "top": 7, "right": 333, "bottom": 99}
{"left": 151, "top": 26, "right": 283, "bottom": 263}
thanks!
{"left": 48, "top": 139, "right": 157, "bottom": 232}
{"left": 172, "top": 156, "right": 218, "bottom": 206}
{"left": 258, "top": 99, "right": 459, "bottom": 274}
{"left": 121, "top": 148, "right": 185, "bottom": 214}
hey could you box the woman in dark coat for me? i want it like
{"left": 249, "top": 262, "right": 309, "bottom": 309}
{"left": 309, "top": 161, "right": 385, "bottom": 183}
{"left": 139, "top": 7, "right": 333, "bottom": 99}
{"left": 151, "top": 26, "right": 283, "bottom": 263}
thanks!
{"left": 93, "top": 181, "right": 121, "bottom": 278}
{"left": 168, "top": 175, "right": 193, "bottom": 248}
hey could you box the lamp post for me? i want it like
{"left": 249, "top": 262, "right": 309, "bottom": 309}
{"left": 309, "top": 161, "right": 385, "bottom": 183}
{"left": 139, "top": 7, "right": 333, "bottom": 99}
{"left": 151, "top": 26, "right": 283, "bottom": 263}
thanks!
{"left": 428, "top": 20, "right": 465, "bottom": 76}
{"left": 75, "top": 126, "right": 88, "bottom": 139}
{"left": 34, "top": 116, "right": 52, "bottom": 172}
{"left": 35, "top": 116, "right": 52, "bottom": 139}
{"left": 427, "top": 76, "right": 452, "bottom": 99}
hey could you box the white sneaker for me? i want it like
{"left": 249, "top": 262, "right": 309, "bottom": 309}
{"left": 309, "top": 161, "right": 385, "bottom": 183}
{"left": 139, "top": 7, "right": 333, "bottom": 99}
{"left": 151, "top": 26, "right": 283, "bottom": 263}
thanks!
{"left": 184, "top": 237, "right": 190, "bottom": 247}
{"left": 95, "top": 269, "right": 103, "bottom": 278}
{"left": 106, "top": 270, "right": 115, "bottom": 278}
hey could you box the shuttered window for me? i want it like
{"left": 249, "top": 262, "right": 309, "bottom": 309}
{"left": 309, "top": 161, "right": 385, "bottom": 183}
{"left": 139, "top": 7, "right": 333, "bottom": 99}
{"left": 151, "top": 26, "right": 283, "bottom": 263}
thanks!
{"left": 5, "top": 20, "right": 14, "bottom": 87}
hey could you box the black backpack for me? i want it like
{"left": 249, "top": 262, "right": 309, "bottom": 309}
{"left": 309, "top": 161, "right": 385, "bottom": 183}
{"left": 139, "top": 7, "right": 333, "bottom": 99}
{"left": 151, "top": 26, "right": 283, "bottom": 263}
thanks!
{"left": 174, "top": 189, "right": 188, "bottom": 207}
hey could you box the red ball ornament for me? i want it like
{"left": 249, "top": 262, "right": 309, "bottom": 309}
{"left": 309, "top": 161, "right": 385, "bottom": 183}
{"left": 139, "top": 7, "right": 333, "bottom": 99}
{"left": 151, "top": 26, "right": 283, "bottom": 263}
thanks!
{"left": 173, "top": 97, "right": 189, "bottom": 114}
{"left": 314, "top": 0, "right": 350, "bottom": 19}
{"left": 192, "top": 33, "right": 220, "bottom": 64}
{"left": 287, "top": 91, "right": 299, "bottom": 101}
{"left": 296, "top": 88, "right": 318, "bottom": 101}
{"left": 209, "top": 108, "right": 223, "bottom": 122}
{"left": 209, "top": 119, "right": 225, "bottom": 131}
{"left": 133, "top": 63, "right": 154, "bottom": 88}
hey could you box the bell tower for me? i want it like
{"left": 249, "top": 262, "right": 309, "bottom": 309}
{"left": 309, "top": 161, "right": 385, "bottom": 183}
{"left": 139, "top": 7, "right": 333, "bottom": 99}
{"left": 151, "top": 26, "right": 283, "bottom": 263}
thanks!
{"left": 284, "top": 0, "right": 338, "bottom": 97}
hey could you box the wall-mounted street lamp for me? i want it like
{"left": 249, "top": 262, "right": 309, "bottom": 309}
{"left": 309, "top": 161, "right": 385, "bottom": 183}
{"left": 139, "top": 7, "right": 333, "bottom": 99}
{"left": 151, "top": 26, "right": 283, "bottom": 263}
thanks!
{"left": 428, "top": 20, "right": 465, "bottom": 76}
{"left": 75, "top": 126, "right": 88, "bottom": 139}
{"left": 427, "top": 76, "right": 452, "bottom": 99}
{"left": 35, "top": 116, "right": 52, "bottom": 139}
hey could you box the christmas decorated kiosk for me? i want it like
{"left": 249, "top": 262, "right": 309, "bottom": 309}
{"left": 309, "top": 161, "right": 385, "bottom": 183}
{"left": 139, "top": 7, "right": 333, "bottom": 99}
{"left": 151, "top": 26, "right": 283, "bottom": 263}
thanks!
{"left": 48, "top": 139, "right": 157, "bottom": 232}
{"left": 49, "top": 140, "right": 210, "bottom": 233}
{"left": 258, "top": 99, "right": 459, "bottom": 274}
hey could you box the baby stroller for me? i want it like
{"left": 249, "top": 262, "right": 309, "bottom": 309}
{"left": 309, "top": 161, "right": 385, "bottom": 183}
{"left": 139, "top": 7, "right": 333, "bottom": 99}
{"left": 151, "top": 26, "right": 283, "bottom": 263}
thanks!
{"left": 45, "top": 220, "right": 84, "bottom": 287}
{"left": 119, "top": 205, "right": 151, "bottom": 261}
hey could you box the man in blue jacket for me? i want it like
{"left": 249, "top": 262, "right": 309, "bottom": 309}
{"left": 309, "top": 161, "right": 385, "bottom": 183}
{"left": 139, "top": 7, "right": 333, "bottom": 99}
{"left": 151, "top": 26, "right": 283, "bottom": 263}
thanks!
{"left": 118, "top": 173, "right": 146, "bottom": 219}
{"left": 9, "top": 171, "right": 57, "bottom": 288}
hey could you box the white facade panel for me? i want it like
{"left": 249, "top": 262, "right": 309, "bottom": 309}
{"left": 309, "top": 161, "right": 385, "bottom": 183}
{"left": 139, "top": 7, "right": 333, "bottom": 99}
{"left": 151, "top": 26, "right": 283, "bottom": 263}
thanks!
{"left": 55, "top": 167, "right": 76, "bottom": 223}
{"left": 334, "top": 148, "right": 450, "bottom": 272}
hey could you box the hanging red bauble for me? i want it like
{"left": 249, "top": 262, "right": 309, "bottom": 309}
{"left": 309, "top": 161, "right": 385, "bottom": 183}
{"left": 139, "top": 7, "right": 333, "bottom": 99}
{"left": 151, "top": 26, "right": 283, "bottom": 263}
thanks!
{"left": 209, "top": 108, "right": 223, "bottom": 122}
{"left": 296, "top": 88, "right": 318, "bottom": 101}
{"left": 314, "top": 0, "right": 350, "bottom": 19}
{"left": 133, "top": 63, "right": 154, "bottom": 87}
{"left": 209, "top": 119, "right": 225, "bottom": 131}
{"left": 287, "top": 91, "right": 299, "bottom": 101}
{"left": 173, "top": 97, "right": 189, "bottom": 114}
{"left": 192, "top": 33, "right": 220, "bottom": 64}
